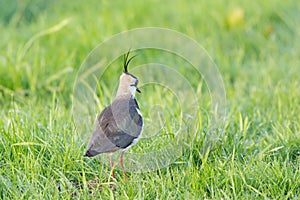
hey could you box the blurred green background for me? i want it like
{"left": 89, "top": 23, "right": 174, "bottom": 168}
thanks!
{"left": 0, "top": 0, "right": 299, "bottom": 199}
{"left": 0, "top": 0, "right": 299, "bottom": 99}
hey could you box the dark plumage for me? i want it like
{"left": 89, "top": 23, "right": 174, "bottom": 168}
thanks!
{"left": 85, "top": 97, "right": 143, "bottom": 156}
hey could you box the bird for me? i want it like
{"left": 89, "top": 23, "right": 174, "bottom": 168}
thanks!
{"left": 84, "top": 51, "right": 143, "bottom": 179}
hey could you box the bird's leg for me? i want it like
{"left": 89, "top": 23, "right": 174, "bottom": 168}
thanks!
{"left": 119, "top": 151, "right": 128, "bottom": 179}
{"left": 109, "top": 153, "right": 115, "bottom": 178}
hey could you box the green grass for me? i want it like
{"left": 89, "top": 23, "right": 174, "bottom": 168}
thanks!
{"left": 1, "top": 0, "right": 300, "bottom": 199}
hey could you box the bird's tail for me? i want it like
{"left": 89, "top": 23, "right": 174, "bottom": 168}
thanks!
{"left": 84, "top": 150, "right": 95, "bottom": 157}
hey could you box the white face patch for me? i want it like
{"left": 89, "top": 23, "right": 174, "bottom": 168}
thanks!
{"left": 129, "top": 86, "right": 136, "bottom": 96}
{"left": 117, "top": 73, "right": 139, "bottom": 97}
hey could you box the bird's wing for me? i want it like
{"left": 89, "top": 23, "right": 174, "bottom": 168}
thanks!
{"left": 85, "top": 106, "right": 118, "bottom": 157}
{"left": 85, "top": 98, "right": 143, "bottom": 157}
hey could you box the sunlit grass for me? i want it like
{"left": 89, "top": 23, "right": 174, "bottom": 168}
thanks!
{"left": 1, "top": 0, "right": 300, "bottom": 199}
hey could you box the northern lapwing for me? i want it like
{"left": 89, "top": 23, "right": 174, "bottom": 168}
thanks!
{"left": 84, "top": 51, "right": 143, "bottom": 178}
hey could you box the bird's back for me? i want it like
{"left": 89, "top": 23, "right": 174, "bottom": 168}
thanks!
{"left": 85, "top": 97, "right": 143, "bottom": 157}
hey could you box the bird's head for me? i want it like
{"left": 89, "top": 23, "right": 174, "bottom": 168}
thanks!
{"left": 116, "top": 51, "right": 141, "bottom": 97}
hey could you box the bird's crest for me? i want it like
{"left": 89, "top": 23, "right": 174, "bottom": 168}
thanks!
{"left": 123, "top": 50, "right": 137, "bottom": 73}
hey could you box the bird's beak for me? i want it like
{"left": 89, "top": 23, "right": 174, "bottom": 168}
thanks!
{"left": 136, "top": 87, "right": 141, "bottom": 93}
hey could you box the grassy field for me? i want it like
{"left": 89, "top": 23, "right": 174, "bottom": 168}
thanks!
{"left": 1, "top": 0, "right": 300, "bottom": 199}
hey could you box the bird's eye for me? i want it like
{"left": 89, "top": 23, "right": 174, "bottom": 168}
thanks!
{"left": 130, "top": 81, "right": 138, "bottom": 87}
